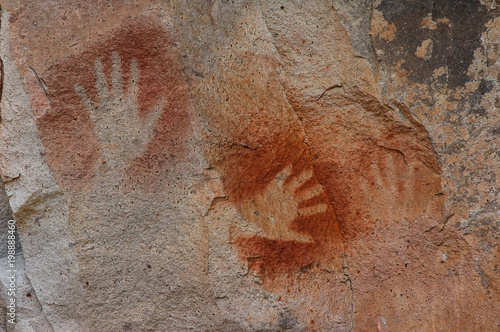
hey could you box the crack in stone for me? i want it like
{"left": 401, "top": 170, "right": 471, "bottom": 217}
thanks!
{"left": 204, "top": 196, "right": 228, "bottom": 217}
{"left": 377, "top": 144, "right": 409, "bottom": 166}
{"left": 0, "top": 182, "right": 56, "bottom": 331}
{"left": 28, "top": 65, "right": 48, "bottom": 98}
{"left": 257, "top": 1, "right": 355, "bottom": 329}
{"left": 369, "top": 1, "right": 382, "bottom": 80}
{"left": 315, "top": 84, "right": 344, "bottom": 102}
{"left": 342, "top": 257, "right": 355, "bottom": 332}
{"left": 0, "top": 10, "right": 56, "bottom": 329}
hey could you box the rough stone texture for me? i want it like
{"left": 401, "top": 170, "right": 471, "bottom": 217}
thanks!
{"left": 0, "top": 0, "right": 498, "bottom": 331}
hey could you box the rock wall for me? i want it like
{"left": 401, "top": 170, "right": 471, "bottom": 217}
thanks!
{"left": 0, "top": 0, "right": 498, "bottom": 331}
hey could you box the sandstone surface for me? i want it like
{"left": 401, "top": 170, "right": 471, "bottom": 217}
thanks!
{"left": 0, "top": 1, "right": 498, "bottom": 331}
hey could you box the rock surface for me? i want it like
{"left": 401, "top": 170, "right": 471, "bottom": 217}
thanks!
{"left": 0, "top": 0, "right": 498, "bottom": 331}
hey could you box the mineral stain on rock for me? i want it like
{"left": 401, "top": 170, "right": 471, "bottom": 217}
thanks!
{"left": 374, "top": 0, "right": 492, "bottom": 88}
{"left": 222, "top": 139, "right": 345, "bottom": 284}
{"left": 2, "top": 1, "right": 498, "bottom": 330}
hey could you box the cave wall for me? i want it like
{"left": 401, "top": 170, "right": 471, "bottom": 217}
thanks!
{"left": 0, "top": 0, "right": 498, "bottom": 331}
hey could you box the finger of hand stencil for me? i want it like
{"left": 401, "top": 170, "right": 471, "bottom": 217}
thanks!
{"left": 298, "top": 203, "right": 329, "bottom": 216}
{"left": 296, "top": 184, "right": 324, "bottom": 203}
{"left": 279, "top": 230, "right": 313, "bottom": 243}
{"left": 403, "top": 164, "right": 416, "bottom": 204}
{"left": 144, "top": 100, "right": 165, "bottom": 129}
{"left": 370, "top": 161, "right": 382, "bottom": 188}
{"left": 275, "top": 165, "right": 293, "bottom": 184}
{"left": 111, "top": 52, "right": 123, "bottom": 100}
{"left": 94, "top": 58, "right": 109, "bottom": 107}
{"left": 287, "top": 168, "right": 314, "bottom": 191}
{"left": 74, "top": 84, "right": 96, "bottom": 117}
{"left": 358, "top": 173, "right": 372, "bottom": 197}
{"left": 128, "top": 58, "right": 139, "bottom": 104}
{"left": 383, "top": 153, "right": 397, "bottom": 192}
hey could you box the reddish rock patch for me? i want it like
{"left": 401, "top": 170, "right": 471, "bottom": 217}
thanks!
{"left": 212, "top": 87, "right": 442, "bottom": 288}
{"left": 213, "top": 135, "right": 344, "bottom": 284}
{"left": 37, "top": 18, "right": 191, "bottom": 191}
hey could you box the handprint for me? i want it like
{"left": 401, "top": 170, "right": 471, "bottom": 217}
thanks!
{"left": 238, "top": 165, "right": 329, "bottom": 243}
{"left": 74, "top": 52, "right": 163, "bottom": 171}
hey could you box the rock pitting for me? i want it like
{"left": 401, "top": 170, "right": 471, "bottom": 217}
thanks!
{"left": 0, "top": 1, "right": 499, "bottom": 331}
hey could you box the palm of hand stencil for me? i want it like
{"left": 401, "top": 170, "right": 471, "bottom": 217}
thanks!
{"left": 75, "top": 52, "right": 163, "bottom": 171}
{"left": 239, "top": 165, "right": 329, "bottom": 243}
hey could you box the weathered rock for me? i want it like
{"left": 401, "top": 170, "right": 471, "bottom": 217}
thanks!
{"left": 0, "top": 0, "right": 498, "bottom": 331}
